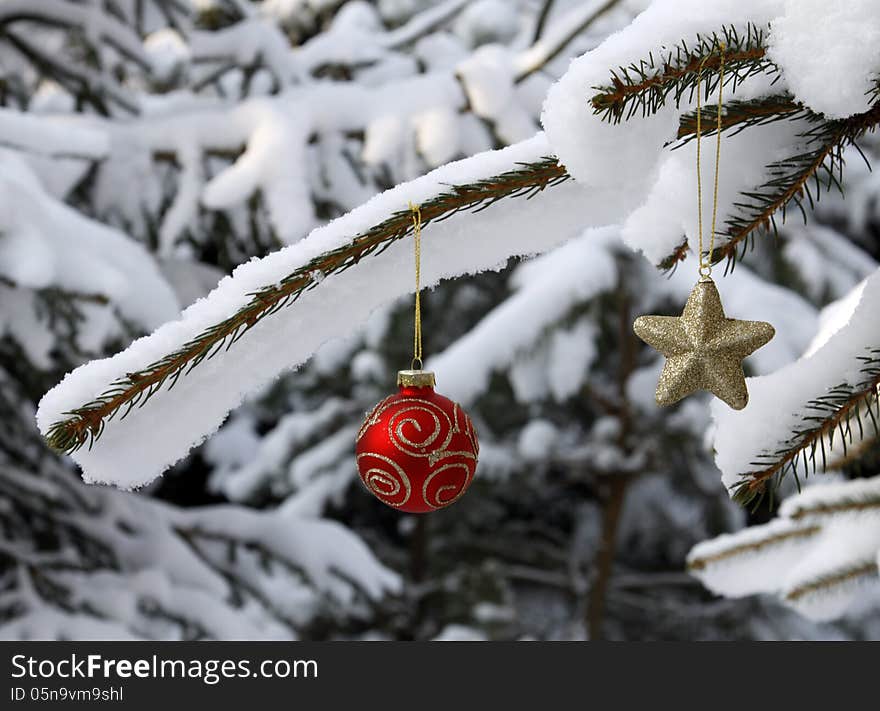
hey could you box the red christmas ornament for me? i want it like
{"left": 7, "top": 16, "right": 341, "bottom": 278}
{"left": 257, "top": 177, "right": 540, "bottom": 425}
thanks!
{"left": 356, "top": 370, "right": 479, "bottom": 513}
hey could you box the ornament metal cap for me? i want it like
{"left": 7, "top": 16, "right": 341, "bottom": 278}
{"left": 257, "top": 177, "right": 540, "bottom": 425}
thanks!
{"left": 397, "top": 369, "right": 436, "bottom": 388}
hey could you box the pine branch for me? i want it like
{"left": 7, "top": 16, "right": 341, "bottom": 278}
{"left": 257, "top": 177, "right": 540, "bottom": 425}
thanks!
{"left": 590, "top": 23, "right": 774, "bottom": 123}
{"left": 45, "top": 90, "right": 770, "bottom": 456}
{"left": 532, "top": 0, "right": 557, "bottom": 44}
{"left": 515, "top": 0, "right": 624, "bottom": 84}
{"left": 731, "top": 349, "right": 880, "bottom": 506}
{"left": 590, "top": 24, "right": 880, "bottom": 272}
{"left": 675, "top": 94, "right": 804, "bottom": 141}
{"left": 0, "top": 29, "right": 133, "bottom": 115}
{"left": 786, "top": 495, "right": 880, "bottom": 522}
{"left": 687, "top": 523, "right": 821, "bottom": 571}
{"left": 39, "top": 19, "right": 880, "bottom": 459}
{"left": 784, "top": 561, "right": 878, "bottom": 603}
{"left": 660, "top": 99, "right": 880, "bottom": 271}
{"left": 0, "top": 5, "right": 150, "bottom": 70}
{"left": 174, "top": 527, "right": 305, "bottom": 633}
{"left": 825, "top": 435, "right": 880, "bottom": 473}
{"left": 44, "top": 158, "right": 571, "bottom": 455}
{"left": 710, "top": 103, "right": 880, "bottom": 272}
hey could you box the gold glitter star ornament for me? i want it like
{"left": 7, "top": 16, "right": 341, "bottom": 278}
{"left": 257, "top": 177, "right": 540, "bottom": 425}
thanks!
{"left": 633, "top": 277, "right": 774, "bottom": 410}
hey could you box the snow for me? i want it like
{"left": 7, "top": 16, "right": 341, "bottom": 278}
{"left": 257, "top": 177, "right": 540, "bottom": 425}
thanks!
{"left": 0, "top": 0, "right": 149, "bottom": 70}
{"left": 782, "top": 519, "right": 880, "bottom": 622}
{"left": 768, "top": 0, "right": 880, "bottom": 119}
{"left": 144, "top": 29, "right": 190, "bottom": 83}
{"left": 518, "top": 419, "right": 560, "bottom": 462}
{"left": 180, "top": 502, "right": 401, "bottom": 603}
{"left": 205, "top": 398, "right": 353, "bottom": 504}
{"left": 158, "top": 259, "right": 225, "bottom": 309}
{"left": 802, "top": 280, "right": 867, "bottom": 358}
{"left": 688, "top": 518, "right": 820, "bottom": 597}
{"left": 547, "top": 319, "right": 598, "bottom": 402}
{"left": 121, "top": 72, "right": 467, "bottom": 247}
{"left": 159, "top": 141, "right": 203, "bottom": 254}
{"left": 542, "top": 0, "right": 785, "bottom": 193}
{"left": 0, "top": 108, "right": 108, "bottom": 159}
{"left": 621, "top": 122, "right": 801, "bottom": 264}
{"left": 453, "top": 0, "right": 518, "bottom": 49}
{"left": 780, "top": 477, "right": 880, "bottom": 524}
{"left": 0, "top": 287, "right": 54, "bottom": 368}
{"left": 0, "top": 445, "right": 401, "bottom": 640}
{"left": 0, "top": 151, "right": 178, "bottom": 332}
{"left": 692, "top": 475, "right": 880, "bottom": 622}
{"left": 459, "top": 45, "right": 538, "bottom": 143}
{"left": 516, "top": 1, "right": 614, "bottom": 79}
{"left": 10, "top": 0, "right": 880, "bottom": 636}
{"left": 541, "top": 0, "right": 880, "bottom": 262}
{"left": 433, "top": 624, "right": 488, "bottom": 641}
{"left": 712, "top": 267, "right": 880, "bottom": 491}
{"left": 192, "top": 19, "right": 296, "bottom": 84}
{"left": 0, "top": 608, "right": 141, "bottom": 642}
{"left": 415, "top": 107, "right": 460, "bottom": 166}
{"left": 783, "top": 225, "right": 878, "bottom": 304}
{"left": 431, "top": 226, "right": 617, "bottom": 404}
{"left": 384, "top": 1, "right": 471, "bottom": 49}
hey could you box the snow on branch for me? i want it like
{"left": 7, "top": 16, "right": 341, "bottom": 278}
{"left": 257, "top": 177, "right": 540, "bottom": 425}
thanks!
{"left": 431, "top": 226, "right": 618, "bottom": 405}
{"left": 0, "top": 459, "right": 399, "bottom": 638}
{"left": 0, "top": 0, "right": 168, "bottom": 114}
{"left": 713, "top": 268, "right": 880, "bottom": 506}
{"left": 0, "top": 1, "right": 150, "bottom": 68}
{"left": 38, "top": 134, "right": 631, "bottom": 488}
{"left": 590, "top": 23, "right": 773, "bottom": 123}
{"left": 514, "top": 0, "right": 624, "bottom": 83}
{"left": 708, "top": 102, "right": 880, "bottom": 273}
{"left": 689, "top": 476, "right": 880, "bottom": 621}
{"left": 0, "top": 151, "right": 178, "bottom": 336}
{"left": 544, "top": 2, "right": 880, "bottom": 267}
{"left": 782, "top": 478, "right": 880, "bottom": 523}
{"left": 0, "top": 108, "right": 109, "bottom": 160}
{"left": 35, "top": 1, "right": 880, "bottom": 494}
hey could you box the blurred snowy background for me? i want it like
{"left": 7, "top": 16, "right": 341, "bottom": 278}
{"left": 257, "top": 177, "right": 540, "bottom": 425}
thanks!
{"left": 2, "top": 0, "right": 880, "bottom": 640}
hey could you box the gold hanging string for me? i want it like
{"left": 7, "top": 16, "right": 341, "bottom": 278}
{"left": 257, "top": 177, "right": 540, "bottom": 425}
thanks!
{"left": 695, "top": 44, "right": 726, "bottom": 278}
{"left": 409, "top": 202, "right": 423, "bottom": 370}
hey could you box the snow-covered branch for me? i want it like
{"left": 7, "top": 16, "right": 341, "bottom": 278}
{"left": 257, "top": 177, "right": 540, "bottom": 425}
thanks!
{"left": 714, "top": 268, "right": 880, "bottom": 504}
{"left": 38, "top": 136, "right": 612, "bottom": 487}
{"left": 689, "top": 476, "right": 880, "bottom": 621}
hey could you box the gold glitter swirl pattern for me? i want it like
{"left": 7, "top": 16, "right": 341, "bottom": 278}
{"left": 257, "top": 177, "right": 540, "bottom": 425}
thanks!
{"left": 356, "top": 452, "right": 412, "bottom": 507}
{"left": 462, "top": 409, "right": 479, "bottom": 456}
{"left": 366, "top": 397, "right": 454, "bottom": 458}
{"left": 356, "top": 395, "right": 394, "bottom": 441}
{"left": 392, "top": 406, "right": 443, "bottom": 450}
{"left": 422, "top": 462, "right": 473, "bottom": 509}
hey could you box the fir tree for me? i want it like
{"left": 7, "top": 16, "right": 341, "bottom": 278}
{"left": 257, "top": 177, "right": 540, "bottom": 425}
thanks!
{"left": 4, "top": 0, "right": 880, "bottom": 640}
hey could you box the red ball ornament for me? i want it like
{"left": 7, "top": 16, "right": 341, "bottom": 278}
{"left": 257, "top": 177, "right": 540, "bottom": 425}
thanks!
{"left": 356, "top": 370, "right": 479, "bottom": 513}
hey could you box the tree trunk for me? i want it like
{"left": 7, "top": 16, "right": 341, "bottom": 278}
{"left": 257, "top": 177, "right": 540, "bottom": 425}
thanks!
{"left": 586, "top": 474, "right": 629, "bottom": 640}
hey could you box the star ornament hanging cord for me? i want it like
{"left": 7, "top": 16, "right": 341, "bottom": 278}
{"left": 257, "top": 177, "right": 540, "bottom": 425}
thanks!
{"left": 633, "top": 45, "right": 775, "bottom": 411}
